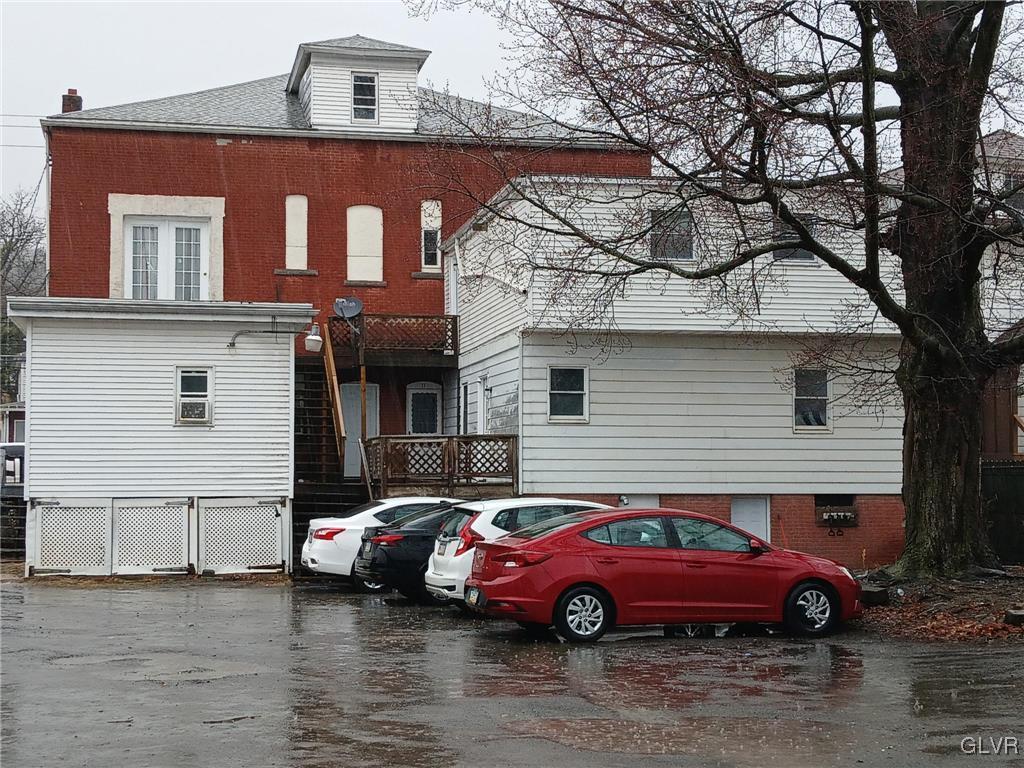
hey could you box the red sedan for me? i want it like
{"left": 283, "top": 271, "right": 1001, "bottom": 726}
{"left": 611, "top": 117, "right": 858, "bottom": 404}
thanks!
{"left": 465, "top": 508, "right": 862, "bottom": 642}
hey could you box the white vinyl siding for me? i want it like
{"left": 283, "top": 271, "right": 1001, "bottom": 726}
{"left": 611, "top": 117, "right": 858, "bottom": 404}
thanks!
{"left": 519, "top": 331, "right": 903, "bottom": 495}
{"left": 299, "top": 66, "right": 313, "bottom": 125}
{"left": 346, "top": 205, "right": 383, "bottom": 282}
{"left": 457, "top": 333, "right": 521, "bottom": 435}
{"left": 24, "top": 318, "right": 294, "bottom": 498}
{"left": 307, "top": 54, "right": 418, "bottom": 131}
{"left": 285, "top": 195, "right": 309, "bottom": 270}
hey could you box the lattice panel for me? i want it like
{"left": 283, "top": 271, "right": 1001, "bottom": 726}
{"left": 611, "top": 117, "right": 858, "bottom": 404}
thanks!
{"left": 389, "top": 441, "right": 444, "bottom": 477}
{"left": 457, "top": 438, "right": 512, "bottom": 475}
{"left": 114, "top": 504, "right": 187, "bottom": 571}
{"left": 327, "top": 315, "right": 457, "bottom": 356}
{"left": 38, "top": 505, "right": 109, "bottom": 570}
{"left": 201, "top": 502, "right": 281, "bottom": 570}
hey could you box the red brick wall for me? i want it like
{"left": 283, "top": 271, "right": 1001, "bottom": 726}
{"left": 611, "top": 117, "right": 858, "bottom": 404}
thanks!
{"left": 47, "top": 127, "right": 650, "bottom": 338}
{"left": 526, "top": 491, "right": 905, "bottom": 567}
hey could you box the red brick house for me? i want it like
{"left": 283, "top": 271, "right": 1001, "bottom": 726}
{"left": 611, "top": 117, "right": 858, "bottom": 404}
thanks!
{"left": 37, "top": 35, "right": 650, "bottom": 558}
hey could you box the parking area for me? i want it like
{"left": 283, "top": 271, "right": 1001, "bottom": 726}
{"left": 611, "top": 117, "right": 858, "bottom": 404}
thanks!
{"left": 2, "top": 574, "right": 1022, "bottom": 768}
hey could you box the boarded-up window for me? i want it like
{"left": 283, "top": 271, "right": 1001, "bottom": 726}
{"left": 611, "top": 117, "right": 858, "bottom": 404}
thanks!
{"left": 285, "top": 195, "right": 308, "bottom": 270}
{"left": 346, "top": 205, "right": 383, "bottom": 282}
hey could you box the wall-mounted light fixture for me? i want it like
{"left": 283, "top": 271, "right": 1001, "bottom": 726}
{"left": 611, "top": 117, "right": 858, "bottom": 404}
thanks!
{"left": 304, "top": 323, "right": 323, "bottom": 353}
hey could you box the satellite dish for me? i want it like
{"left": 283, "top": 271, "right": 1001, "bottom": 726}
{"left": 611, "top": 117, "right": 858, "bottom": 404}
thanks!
{"left": 334, "top": 296, "right": 364, "bottom": 319}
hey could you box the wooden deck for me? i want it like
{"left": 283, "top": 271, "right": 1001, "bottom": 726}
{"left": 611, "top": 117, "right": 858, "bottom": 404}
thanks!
{"left": 364, "top": 434, "right": 517, "bottom": 499}
{"left": 327, "top": 314, "right": 458, "bottom": 368}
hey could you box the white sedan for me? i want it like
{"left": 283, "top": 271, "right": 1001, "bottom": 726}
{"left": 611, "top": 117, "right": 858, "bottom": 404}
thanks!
{"left": 424, "top": 497, "right": 610, "bottom": 603}
{"left": 301, "top": 496, "right": 460, "bottom": 590}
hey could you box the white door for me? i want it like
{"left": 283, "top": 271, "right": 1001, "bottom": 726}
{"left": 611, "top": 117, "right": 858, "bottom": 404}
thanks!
{"left": 731, "top": 497, "right": 770, "bottom": 542}
{"left": 341, "top": 382, "right": 380, "bottom": 477}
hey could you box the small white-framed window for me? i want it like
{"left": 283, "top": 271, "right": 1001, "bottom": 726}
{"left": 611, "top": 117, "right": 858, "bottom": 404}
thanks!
{"left": 352, "top": 72, "right": 378, "bottom": 123}
{"left": 13, "top": 419, "right": 25, "bottom": 443}
{"left": 774, "top": 214, "right": 821, "bottom": 262}
{"left": 176, "top": 367, "right": 213, "bottom": 426}
{"left": 421, "top": 200, "right": 442, "bottom": 271}
{"left": 407, "top": 381, "right": 442, "bottom": 435}
{"left": 650, "top": 208, "right": 693, "bottom": 261}
{"left": 124, "top": 217, "right": 210, "bottom": 300}
{"left": 794, "top": 368, "right": 830, "bottom": 431}
{"left": 548, "top": 366, "right": 589, "bottom": 423}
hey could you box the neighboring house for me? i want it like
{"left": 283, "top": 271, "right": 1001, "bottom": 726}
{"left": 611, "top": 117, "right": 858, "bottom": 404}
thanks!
{"left": 1, "top": 356, "right": 25, "bottom": 443}
{"left": 9, "top": 297, "right": 314, "bottom": 575}
{"left": 442, "top": 175, "right": 1023, "bottom": 569}
{"left": 27, "top": 34, "right": 649, "bottom": 572}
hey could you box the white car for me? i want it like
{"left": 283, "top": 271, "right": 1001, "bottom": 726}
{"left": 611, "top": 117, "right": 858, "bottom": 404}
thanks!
{"left": 301, "top": 496, "right": 460, "bottom": 590}
{"left": 424, "top": 498, "right": 610, "bottom": 603}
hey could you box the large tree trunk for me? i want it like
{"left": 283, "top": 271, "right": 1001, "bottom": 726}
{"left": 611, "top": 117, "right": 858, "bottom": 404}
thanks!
{"left": 897, "top": 343, "right": 998, "bottom": 576}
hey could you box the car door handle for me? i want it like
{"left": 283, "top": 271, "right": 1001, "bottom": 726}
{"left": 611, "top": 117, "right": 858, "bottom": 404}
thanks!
{"left": 595, "top": 557, "right": 619, "bottom": 564}
{"left": 685, "top": 562, "right": 708, "bottom": 569}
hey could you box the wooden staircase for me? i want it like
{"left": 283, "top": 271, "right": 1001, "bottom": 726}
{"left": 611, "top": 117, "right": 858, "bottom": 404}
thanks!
{"left": 292, "top": 361, "right": 367, "bottom": 575}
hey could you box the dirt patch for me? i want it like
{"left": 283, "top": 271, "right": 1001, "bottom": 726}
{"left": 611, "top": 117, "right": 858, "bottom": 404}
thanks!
{"left": 859, "top": 568, "right": 1024, "bottom": 643}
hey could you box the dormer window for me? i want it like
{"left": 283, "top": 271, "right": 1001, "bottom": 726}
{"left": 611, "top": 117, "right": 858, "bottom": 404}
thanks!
{"left": 352, "top": 73, "right": 378, "bottom": 122}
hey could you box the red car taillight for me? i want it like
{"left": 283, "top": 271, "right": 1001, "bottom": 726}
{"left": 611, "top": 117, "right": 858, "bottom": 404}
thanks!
{"left": 313, "top": 527, "right": 345, "bottom": 540}
{"left": 454, "top": 514, "right": 483, "bottom": 556}
{"left": 371, "top": 534, "right": 405, "bottom": 546}
{"left": 501, "top": 551, "right": 552, "bottom": 569}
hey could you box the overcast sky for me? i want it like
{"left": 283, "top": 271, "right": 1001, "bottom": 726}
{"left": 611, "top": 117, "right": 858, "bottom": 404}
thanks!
{"left": 0, "top": 1, "right": 511, "bottom": 208}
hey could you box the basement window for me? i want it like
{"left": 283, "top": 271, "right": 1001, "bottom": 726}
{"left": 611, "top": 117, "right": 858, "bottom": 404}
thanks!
{"left": 176, "top": 367, "right": 213, "bottom": 426}
{"left": 352, "top": 72, "right": 378, "bottom": 123}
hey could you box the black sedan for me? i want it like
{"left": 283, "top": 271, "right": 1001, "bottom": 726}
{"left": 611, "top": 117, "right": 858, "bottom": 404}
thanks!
{"left": 353, "top": 503, "right": 471, "bottom": 604}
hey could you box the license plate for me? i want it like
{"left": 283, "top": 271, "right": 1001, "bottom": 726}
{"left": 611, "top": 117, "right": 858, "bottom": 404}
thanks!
{"left": 466, "top": 587, "right": 480, "bottom": 607}
{"left": 437, "top": 541, "right": 448, "bottom": 557}
{"left": 362, "top": 541, "right": 373, "bottom": 557}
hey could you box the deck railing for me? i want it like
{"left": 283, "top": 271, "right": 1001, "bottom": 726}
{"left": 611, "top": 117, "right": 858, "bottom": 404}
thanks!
{"left": 364, "top": 434, "right": 517, "bottom": 496}
{"left": 327, "top": 314, "right": 458, "bottom": 367}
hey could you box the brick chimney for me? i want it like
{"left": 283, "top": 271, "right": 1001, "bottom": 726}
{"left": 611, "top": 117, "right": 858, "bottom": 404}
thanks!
{"left": 61, "top": 88, "right": 82, "bottom": 113}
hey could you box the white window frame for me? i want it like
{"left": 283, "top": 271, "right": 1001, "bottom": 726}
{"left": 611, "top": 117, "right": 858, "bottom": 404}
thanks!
{"left": 421, "top": 228, "right": 441, "bottom": 271}
{"left": 175, "top": 366, "right": 214, "bottom": 426}
{"left": 421, "top": 199, "right": 442, "bottom": 272}
{"left": 547, "top": 365, "right": 589, "bottom": 424}
{"left": 351, "top": 71, "right": 379, "bottom": 124}
{"left": 12, "top": 419, "right": 25, "bottom": 443}
{"left": 773, "top": 214, "right": 821, "bottom": 264}
{"left": 461, "top": 382, "right": 470, "bottom": 434}
{"left": 650, "top": 208, "right": 694, "bottom": 261}
{"left": 123, "top": 216, "right": 210, "bottom": 301}
{"left": 793, "top": 367, "right": 832, "bottom": 433}
{"left": 406, "top": 381, "right": 442, "bottom": 435}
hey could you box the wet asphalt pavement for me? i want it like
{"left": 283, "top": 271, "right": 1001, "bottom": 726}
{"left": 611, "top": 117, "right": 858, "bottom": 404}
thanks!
{"left": 2, "top": 577, "right": 1022, "bottom": 768}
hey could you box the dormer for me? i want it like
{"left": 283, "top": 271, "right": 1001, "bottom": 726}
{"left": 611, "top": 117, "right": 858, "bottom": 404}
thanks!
{"left": 286, "top": 35, "right": 430, "bottom": 132}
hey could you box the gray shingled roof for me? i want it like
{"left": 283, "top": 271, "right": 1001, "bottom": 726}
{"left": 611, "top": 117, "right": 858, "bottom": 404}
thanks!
{"left": 44, "top": 73, "right": 603, "bottom": 144}
{"left": 303, "top": 35, "right": 429, "bottom": 54}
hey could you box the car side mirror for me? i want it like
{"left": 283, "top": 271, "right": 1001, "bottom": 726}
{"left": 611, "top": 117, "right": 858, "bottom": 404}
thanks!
{"left": 749, "top": 540, "right": 764, "bottom": 555}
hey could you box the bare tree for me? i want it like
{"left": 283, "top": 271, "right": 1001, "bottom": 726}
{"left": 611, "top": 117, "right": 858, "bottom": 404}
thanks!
{"left": 1, "top": 189, "right": 47, "bottom": 402}
{"left": 412, "top": 0, "right": 1024, "bottom": 575}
